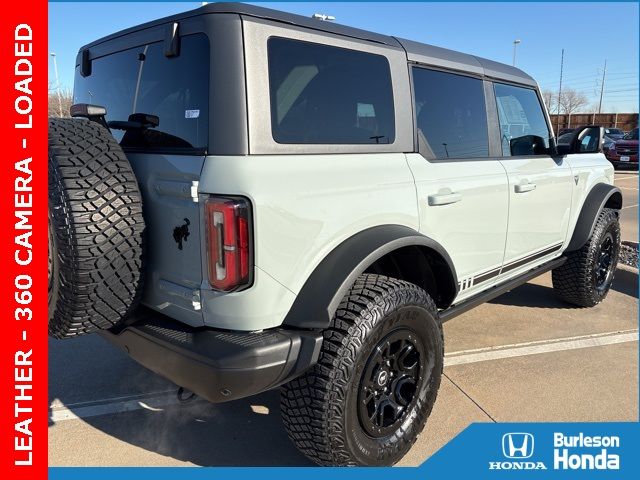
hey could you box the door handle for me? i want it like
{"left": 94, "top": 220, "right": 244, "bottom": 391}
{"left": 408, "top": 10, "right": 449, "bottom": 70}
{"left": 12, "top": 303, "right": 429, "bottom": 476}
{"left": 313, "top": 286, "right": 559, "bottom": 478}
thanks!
{"left": 514, "top": 182, "right": 536, "bottom": 193}
{"left": 427, "top": 192, "right": 462, "bottom": 206}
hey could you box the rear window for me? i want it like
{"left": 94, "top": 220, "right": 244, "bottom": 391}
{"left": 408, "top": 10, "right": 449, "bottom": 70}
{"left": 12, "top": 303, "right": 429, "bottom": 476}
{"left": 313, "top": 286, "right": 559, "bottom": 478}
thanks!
{"left": 267, "top": 37, "right": 395, "bottom": 145}
{"left": 412, "top": 67, "right": 489, "bottom": 159}
{"left": 73, "top": 33, "right": 209, "bottom": 154}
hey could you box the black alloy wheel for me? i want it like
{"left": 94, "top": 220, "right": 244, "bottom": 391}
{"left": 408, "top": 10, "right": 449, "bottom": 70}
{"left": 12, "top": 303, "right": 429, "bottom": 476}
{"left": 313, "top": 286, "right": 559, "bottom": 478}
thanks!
{"left": 358, "top": 328, "right": 426, "bottom": 437}
{"left": 594, "top": 232, "right": 615, "bottom": 293}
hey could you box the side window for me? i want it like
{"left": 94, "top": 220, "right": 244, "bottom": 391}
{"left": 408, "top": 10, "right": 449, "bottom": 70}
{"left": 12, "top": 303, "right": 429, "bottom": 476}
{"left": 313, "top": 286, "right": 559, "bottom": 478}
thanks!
{"left": 494, "top": 83, "right": 551, "bottom": 156}
{"left": 412, "top": 67, "right": 489, "bottom": 159}
{"left": 267, "top": 37, "right": 395, "bottom": 145}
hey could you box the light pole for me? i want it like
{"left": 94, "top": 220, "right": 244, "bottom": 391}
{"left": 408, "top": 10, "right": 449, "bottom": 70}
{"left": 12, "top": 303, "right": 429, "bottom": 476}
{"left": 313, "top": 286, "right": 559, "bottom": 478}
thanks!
{"left": 50, "top": 52, "right": 64, "bottom": 117}
{"left": 512, "top": 39, "right": 521, "bottom": 67}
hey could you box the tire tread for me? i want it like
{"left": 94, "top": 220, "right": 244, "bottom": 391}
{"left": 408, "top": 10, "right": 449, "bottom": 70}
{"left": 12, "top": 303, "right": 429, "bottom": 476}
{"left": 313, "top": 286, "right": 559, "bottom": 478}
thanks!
{"left": 552, "top": 208, "right": 620, "bottom": 307}
{"left": 48, "top": 118, "right": 145, "bottom": 339}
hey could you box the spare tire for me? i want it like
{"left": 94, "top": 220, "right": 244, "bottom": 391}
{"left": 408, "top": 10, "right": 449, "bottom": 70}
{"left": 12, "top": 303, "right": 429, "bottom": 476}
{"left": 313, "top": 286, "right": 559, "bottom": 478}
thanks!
{"left": 48, "top": 118, "right": 145, "bottom": 339}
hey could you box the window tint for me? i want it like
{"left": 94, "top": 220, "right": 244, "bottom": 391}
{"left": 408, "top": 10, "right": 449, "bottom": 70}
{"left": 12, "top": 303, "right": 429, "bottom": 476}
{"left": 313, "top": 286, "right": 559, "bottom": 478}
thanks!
{"left": 412, "top": 68, "right": 488, "bottom": 159}
{"left": 267, "top": 37, "right": 395, "bottom": 145}
{"left": 74, "top": 34, "right": 209, "bottom": 153}
{"left": 494, "top": 83, "right": 551, "bottom": 156}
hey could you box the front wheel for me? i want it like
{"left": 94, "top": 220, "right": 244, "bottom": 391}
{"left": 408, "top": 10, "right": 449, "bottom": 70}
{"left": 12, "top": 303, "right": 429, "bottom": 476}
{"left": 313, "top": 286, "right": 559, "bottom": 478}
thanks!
{"left": 280, "top": 274, "right": 443, "bottom": 466}
{"left": 552, "top": 208, "right": 621, "bottom": 307}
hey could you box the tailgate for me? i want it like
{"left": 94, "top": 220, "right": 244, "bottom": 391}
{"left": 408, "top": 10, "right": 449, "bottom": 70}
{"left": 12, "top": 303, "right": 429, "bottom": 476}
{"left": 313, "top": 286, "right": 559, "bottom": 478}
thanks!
{"left": 126, "top": 153, "right": 205, "bottom": 326}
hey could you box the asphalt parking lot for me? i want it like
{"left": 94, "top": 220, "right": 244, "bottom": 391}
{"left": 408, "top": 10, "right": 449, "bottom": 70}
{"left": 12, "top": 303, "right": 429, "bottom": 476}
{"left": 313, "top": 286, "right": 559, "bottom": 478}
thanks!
{"left": 49, "top": 172, "right": 639, "bottom": 467}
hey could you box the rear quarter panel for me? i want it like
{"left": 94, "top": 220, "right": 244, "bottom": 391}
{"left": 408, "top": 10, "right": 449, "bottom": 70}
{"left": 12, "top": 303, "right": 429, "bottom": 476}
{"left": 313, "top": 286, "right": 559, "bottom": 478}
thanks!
{"left": 198, "top": 154, "right": 419, "bottom": 329}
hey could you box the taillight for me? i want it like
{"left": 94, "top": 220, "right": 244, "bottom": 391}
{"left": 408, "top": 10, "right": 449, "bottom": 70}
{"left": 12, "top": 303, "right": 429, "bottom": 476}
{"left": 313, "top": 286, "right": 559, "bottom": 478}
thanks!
{"left": 205, "top": 196, "right": 252, "bottom": 291}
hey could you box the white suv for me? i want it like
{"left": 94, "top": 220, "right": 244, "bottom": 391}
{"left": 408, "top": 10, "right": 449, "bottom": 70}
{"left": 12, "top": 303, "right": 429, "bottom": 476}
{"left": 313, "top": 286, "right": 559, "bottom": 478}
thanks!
{"left": 48, "top": 2, "right": 622, "bottom": 467}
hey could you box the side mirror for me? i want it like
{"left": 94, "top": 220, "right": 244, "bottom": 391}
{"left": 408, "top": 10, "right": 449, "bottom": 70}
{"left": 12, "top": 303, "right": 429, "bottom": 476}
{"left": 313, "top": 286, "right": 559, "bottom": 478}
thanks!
{"left": 573, "top": 126, "right": 603, "bottom": 153}
{"left": 554, "top": 125, "right": 603, "bottom": 156}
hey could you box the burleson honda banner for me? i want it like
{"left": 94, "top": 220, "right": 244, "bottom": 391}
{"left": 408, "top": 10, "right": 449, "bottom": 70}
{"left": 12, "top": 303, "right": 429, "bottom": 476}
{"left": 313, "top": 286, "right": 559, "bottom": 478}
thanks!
{"left": 0, "top": 1, "right": 638, "bottom": 479}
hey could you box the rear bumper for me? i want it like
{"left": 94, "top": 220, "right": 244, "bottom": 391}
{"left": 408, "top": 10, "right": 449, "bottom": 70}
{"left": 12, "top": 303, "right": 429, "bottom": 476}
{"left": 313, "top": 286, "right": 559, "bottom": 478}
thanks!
{"left": 99, "top": 308, "right": 322, "bottom": 403}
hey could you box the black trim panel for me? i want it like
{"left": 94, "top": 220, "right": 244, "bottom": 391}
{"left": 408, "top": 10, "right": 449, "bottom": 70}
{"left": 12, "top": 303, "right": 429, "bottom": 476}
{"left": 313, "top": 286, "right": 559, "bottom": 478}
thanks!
{"left": 566, "top": 184, "right": 622, "bottom": 252}
{"left": 283, "top": 225, "right": 458, "bottom": 329}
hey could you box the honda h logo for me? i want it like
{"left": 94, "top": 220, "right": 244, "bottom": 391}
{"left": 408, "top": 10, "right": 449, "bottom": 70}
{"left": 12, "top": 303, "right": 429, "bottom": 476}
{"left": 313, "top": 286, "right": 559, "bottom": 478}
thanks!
{"left": 502, "top": 433, "right": 534, "bottom": 459}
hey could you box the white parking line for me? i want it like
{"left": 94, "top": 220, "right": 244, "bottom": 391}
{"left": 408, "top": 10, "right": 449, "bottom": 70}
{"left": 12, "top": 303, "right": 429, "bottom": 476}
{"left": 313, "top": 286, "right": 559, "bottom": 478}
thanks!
{"left": 622, "top": 204, "right": 638, "bottom": 210}
{"left": 49, "top": 390, "right": 184, "bottom": 423}
{"left": 445, "top": 330, "right": 638, "bottom": 366}
{"left": 49, "top": 329, "right": 639, "bottom": 423}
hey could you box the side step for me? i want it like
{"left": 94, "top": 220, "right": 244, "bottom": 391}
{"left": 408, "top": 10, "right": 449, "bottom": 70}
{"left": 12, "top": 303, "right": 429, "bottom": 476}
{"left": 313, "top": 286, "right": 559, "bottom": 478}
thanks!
{"left": 440, "top": 257, "right": 566, "bottom": 323}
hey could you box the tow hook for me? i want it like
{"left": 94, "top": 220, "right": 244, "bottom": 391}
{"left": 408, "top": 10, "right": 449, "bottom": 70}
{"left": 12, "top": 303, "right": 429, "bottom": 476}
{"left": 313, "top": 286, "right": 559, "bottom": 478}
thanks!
{"left": 176, "top": 386, "right": 197, "bottom": 404}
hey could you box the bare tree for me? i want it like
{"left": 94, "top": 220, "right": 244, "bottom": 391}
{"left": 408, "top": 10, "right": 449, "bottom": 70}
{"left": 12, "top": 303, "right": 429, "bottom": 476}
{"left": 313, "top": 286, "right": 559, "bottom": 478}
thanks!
{"left": 541, "top": 89, "right": 556, "bottom": 113}
{"left": 558, "top": 88, "right": 589, "bottom": 115}
{"left": 48, "top": 81, "right": 73, "bottom": 118}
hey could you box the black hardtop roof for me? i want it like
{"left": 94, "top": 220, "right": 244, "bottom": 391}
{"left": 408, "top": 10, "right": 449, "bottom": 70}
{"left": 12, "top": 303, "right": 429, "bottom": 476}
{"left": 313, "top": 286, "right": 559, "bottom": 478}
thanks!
{"left": 80, "top": 2, "right": 536, "bottom": 87}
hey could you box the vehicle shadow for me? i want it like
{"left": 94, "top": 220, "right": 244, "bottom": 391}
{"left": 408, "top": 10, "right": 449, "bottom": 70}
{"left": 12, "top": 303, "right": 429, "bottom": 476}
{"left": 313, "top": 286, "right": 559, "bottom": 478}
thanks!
{"left": 48, "top": 336, "right": 312, "bottom": 466}
{"left": 611, "top": 267, "right": 639, "bottom": 298}
{"left": 489, "top": 282, "right": 571, "bottom": 309}
{"left": 72, "top": 392, "right": 312, "bottom": 466}
{"left": 490, "top": 266, "right": 637, "bottom": 308}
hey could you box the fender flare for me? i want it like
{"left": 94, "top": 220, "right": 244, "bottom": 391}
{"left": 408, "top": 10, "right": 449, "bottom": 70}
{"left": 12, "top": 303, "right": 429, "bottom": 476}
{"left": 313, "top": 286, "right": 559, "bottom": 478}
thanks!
{"left": 566, "top": 183, "right": 622, "bottom": 252}
{"left": 282, "top": 224, "right": 458, "bottom": 329}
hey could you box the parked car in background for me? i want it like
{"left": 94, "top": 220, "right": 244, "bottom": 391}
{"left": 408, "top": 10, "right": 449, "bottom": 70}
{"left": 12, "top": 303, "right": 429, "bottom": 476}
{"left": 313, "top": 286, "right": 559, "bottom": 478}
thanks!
{"left": 603, "top": 128, "right": 626, "bottom": 150}
{"left": 606, "top": 127, "right": 639, "bottom": 169}
{"left": 559, "top": 128, "right": 576, "bottom": 136}
{"left": 604, "top": 128, "right": 625, "bottom": 140}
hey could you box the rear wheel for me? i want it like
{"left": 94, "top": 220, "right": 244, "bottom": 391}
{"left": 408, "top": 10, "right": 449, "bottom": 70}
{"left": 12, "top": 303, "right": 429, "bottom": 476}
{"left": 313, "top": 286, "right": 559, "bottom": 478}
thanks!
{"left": 48, "top": 118, "right": 145, "bottom": 339}
{"left": 280, "top": 274, "right": 443, "bottom": 466}
{"left": 552, "top": 208, "right": 620, "bottom": 307}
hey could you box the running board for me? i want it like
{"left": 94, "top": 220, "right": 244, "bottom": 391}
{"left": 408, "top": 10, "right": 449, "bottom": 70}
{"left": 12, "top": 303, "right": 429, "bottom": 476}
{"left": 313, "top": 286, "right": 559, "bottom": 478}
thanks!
{"left": 439, "top": 257, "right": 567, "bottom": 323}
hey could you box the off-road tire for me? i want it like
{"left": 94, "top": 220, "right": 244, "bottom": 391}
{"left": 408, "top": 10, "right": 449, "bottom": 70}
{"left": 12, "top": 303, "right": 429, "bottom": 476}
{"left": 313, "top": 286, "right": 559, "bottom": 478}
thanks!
{"left": 280, "top": 274, "right": 443, "bottom": 466}
{"left": 48, "top": 118, "right": 145, "bottom": 339}
{"left": 552, "top": 208, "right": 620, "bottom": 307}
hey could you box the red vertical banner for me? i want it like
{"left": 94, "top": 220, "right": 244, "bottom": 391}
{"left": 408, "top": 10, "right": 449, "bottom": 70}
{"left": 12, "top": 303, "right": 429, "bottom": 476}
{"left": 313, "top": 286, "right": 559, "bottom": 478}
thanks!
{"left": 0, "top": 1, "right": 48, "bottom": 479}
